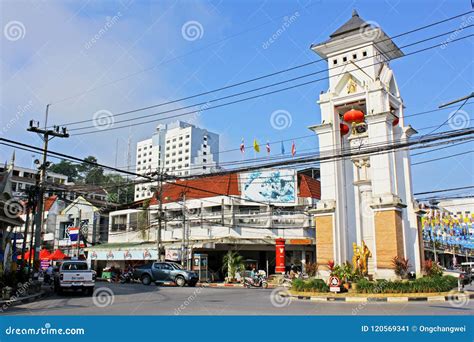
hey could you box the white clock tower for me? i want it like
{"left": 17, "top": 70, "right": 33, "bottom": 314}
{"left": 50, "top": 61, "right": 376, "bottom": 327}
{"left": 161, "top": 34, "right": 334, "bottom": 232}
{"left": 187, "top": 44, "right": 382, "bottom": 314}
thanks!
{"left": 309, "top": 10, "right": 424, "bottom": 278}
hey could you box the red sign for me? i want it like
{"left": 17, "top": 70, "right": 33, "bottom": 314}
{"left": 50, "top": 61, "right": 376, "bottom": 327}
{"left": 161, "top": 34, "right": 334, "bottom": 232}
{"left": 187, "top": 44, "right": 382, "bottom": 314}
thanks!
{"left": 275, "top": 238, "right": 286, "bottom": 274}
{"left": 329, "top": 276, "right": 341, "bottom": 292}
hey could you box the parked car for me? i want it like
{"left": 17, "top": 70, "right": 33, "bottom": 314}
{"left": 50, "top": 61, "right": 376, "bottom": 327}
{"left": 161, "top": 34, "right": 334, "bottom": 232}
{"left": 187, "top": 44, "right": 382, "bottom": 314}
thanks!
{"left": 54, "top": 261, "right": 96, "bottom": 295}
{"left": 134, "top": 262, "right": 199, "bottom": 287}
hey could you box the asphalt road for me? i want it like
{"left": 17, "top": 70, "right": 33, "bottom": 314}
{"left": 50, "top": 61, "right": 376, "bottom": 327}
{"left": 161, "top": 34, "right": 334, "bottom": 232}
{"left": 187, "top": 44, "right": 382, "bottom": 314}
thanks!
{"left": 3, "top": 282, "right": 473, "bottom": 316}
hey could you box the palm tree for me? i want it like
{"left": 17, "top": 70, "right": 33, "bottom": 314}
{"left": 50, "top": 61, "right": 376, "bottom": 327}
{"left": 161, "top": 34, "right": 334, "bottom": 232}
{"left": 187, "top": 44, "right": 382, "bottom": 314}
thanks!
{"left": 222, "top": 251, "right": 245, "bottom": 282}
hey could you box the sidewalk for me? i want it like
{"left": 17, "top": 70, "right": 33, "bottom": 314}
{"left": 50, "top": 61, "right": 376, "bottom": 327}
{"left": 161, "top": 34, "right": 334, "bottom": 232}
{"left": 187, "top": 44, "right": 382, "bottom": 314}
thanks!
{"left": 0, "top": 287, "right": 50, "bottom": 310}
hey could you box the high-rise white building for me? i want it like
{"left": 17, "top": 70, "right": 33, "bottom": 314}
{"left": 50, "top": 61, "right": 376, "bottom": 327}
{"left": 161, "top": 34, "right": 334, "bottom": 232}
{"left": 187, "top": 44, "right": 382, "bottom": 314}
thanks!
{"left": 134, "top": 121, "right": 219, "bottom": 200}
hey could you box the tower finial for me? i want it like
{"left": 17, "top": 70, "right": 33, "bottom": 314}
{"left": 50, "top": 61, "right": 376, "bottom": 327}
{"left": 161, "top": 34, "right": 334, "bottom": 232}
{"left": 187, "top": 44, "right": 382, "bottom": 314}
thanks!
{"left": 352, "top": 9, "right": 359, "bottom": 17}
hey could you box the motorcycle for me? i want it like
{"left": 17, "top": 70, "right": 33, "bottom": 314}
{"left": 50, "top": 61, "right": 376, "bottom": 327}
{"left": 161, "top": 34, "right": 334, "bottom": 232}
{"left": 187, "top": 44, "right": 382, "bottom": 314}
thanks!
{"left": 244, "top": 274, "right": 268, "bottom": 289}
{"left": 120, "top": 270, "right": 134, "bottom": 284}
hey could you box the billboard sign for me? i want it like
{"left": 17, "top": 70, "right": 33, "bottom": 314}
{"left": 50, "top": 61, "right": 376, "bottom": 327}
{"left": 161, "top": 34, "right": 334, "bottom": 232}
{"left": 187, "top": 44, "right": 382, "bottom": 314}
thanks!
{"left": 240, "top": 170, "right": 297, "bottom": 204}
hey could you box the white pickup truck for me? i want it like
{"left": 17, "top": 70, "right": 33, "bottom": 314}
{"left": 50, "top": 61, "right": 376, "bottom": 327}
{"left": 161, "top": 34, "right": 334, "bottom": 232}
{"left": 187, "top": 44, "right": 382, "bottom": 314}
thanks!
{"left": 53, "top": 261, "right": 96, "bottom": 295}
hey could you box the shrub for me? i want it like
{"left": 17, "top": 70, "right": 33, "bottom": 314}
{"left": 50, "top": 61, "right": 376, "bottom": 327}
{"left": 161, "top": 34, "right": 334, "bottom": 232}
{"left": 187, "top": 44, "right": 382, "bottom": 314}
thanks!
{"left": 355, "top": 275, "right": 457, "bottom": 294}
{"left": 305, "top": 262, "right": 318, "bottom": 277}
{"left": 423, "top": 260, "right": 443, "bottom": 277}
{"left": 392, "top": 256, "right": 410, "bottom": 279}
{"left": 291, "top": 278, "right": 329, "bottom": 293}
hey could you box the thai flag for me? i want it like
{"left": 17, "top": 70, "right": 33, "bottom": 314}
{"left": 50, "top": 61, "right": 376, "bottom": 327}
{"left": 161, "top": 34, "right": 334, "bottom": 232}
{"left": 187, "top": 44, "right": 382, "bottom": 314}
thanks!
{"left": 240, "top": 138, "right": 245, "bottom": 154}
{"left": 68, "top": 226, "right": 80, "bottom": 242}
{"left": 291, "top": 141, "right": 296, "bottom": 156}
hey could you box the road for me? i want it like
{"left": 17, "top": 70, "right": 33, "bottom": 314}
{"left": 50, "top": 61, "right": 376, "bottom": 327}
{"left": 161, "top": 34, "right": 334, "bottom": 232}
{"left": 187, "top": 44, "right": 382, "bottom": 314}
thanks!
{"left": 3, "top": 282, "right": 473, "bottom": 316}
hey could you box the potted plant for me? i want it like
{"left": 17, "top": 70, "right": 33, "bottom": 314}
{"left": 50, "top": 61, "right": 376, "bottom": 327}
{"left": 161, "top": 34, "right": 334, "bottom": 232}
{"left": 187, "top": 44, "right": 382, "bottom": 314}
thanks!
{"left": 222, "top": 251, "right": 245, "bottom": 283}
{"left": 392, "top": 256, "right": 411, "bottom": 280}
{"left": 2, "top": 286, "right": 13, "bottom": 300}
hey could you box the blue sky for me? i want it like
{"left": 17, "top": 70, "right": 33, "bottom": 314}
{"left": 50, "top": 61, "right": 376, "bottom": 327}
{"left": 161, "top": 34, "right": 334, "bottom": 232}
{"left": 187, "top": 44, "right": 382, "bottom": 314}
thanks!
{"left": 1, "top": 0, "right": 473, "bottom": 195}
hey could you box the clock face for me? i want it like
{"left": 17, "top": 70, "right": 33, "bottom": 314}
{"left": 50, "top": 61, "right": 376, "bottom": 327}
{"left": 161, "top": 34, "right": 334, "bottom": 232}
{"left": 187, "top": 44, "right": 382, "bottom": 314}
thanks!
{"left": 355, "top": 123, "right": 367, "bottom": 134}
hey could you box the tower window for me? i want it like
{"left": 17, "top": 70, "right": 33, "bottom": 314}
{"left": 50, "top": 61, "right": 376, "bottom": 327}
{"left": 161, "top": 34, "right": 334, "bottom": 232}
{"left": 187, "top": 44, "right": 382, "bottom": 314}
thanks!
{"left": 342, "top": 56, "right": 347, "bottom": 62}
{"left": 362, "top": 51, "right": 367, "bottom": 57}
{"left": 333, "top": 59, "right": 338, "bottom": 65}
{"left": 352, "top": 54, "right": 357, "bottom": 59}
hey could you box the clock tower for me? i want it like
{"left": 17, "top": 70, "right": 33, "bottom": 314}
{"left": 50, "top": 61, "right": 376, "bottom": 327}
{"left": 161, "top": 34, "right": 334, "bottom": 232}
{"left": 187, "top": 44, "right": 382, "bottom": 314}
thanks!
{"left": 309, "top": 10, "right": 424, "bottom": 278}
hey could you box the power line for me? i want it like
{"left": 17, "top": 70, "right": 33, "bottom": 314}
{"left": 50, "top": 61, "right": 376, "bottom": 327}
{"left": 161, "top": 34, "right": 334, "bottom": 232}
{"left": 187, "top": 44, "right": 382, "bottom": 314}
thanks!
{"left": 414, "top": 185, "right": 474, "bottom": 196}
{"left": 50, "top": 2, "right": 321, "bottom": 106}
{"left": 110, "top": 101, "right": 473, "bottom": 171}
{"left": 71, "top": 33, "right": 474, "bottom": 136}
{"left": 51, "top": 9, "right": 472, "bottom": 121}
{"left": 412, "top": 150, "right": 473, "bottom": 166}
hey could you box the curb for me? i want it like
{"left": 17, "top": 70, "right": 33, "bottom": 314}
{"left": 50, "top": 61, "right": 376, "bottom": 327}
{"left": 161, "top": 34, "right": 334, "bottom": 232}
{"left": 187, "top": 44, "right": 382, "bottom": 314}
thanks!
{"left": 0, "top": 290, "right": 49, "bottom": 309}
{"left": 281, "top": 291, "right": 474, "bottom": 303}
{"left": 198, "top": 283, "right": 276, "bottom": 289}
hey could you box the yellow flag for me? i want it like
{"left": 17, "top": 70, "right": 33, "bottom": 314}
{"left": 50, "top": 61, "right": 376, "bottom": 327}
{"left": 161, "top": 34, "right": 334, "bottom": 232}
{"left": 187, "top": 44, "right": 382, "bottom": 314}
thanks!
{"left": 253, "top": 139, "right": 260, "bottom": 152}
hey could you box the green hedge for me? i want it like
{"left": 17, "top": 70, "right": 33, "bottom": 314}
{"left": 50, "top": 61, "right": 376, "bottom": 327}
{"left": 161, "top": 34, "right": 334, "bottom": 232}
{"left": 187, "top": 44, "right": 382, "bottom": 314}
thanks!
{"left": 292, "top": 278, "right": 329, "bottom": 292}
{"left": 356, "top": 276, "right": 458, "bottom": 294}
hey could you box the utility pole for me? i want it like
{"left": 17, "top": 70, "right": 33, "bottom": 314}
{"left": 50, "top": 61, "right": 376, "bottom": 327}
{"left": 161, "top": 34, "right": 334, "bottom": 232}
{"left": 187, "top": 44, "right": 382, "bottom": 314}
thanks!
{"left": 27, "top": 104, "right": 69, "bottom": 273}
{"left": 156, "top": 172, "right": 165, "bottom": 262}
{"left": 181, "top": 192, "right": 186, "bottom": 269}
{"left": 20, "top": 188, "right": 33, "bottom": 271}
{"left": 76, "top": 209, "right": 82, "bottom": 259}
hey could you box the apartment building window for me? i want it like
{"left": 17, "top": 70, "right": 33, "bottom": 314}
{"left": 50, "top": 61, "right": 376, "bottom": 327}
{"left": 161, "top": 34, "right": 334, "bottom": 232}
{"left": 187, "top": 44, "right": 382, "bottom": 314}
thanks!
{"left": 185, "top": 142, "right": 189, "bottom": 146}
{"left": 179, "top": 136, "right": 183, "bottom": 140}
{"left": 137, "top": 154, "right": 141, "bottom": 158}
{"left": 172, "top": 152, "right": 176, "bottom": 156}
{"left": 178, "top": 150, "right": 182, "bottom": 154}
{"left": 203, "top": 158, "right": 207, "bottom": 163}
{"left": 362, "top": 51, "right": 368, "bottom": 57}
{"left": 203, "top": 151, "right": 207, "bottom": 155}
{"left": 185, "top": 156, "right": 189, "bottom": 160}
{"left": 185, "top": 134, "right": 190, "bottom": 139}
{"left": 173, "top": 138, "right": 176, "bottom": 142}
{"left": 185, "top": 163, "right": 189, "bottom": 167}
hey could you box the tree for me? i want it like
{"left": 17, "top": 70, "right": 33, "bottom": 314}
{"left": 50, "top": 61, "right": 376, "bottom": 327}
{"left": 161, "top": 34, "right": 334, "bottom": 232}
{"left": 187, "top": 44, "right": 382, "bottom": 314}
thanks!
{"left": 77, "top": 156, "right": 105, "bottom": 185}
{"left": 49, "top": 160, "right": 78, "bottom": 182}
{"left": 104, "top": 174, "right": 134, "bottom": 204}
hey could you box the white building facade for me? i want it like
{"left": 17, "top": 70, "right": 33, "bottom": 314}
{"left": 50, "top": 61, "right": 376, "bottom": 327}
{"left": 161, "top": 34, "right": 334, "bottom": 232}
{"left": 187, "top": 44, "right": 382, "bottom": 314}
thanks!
{"left": 135, "top": 121, "right": 219, "bottom": 200}
{"left": 88, "top": 169, "right": 320, "bottom": 277}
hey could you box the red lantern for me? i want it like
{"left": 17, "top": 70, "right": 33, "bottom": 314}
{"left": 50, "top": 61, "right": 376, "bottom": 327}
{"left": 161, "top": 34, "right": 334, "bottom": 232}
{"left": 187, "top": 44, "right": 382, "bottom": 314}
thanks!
{"left": 340, "top": 123, "right": 349, "bottom": 135}
{"left": 392, "top": 117, "right": 399, "bottom": 126}
{"left": 343, "top": 109, "right": 364, "bottom": 123}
